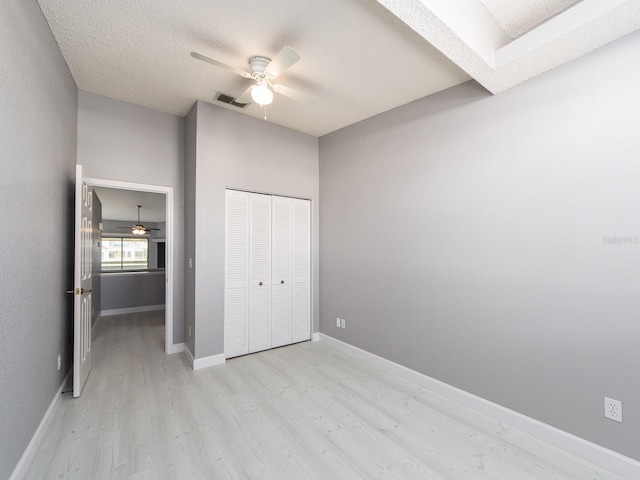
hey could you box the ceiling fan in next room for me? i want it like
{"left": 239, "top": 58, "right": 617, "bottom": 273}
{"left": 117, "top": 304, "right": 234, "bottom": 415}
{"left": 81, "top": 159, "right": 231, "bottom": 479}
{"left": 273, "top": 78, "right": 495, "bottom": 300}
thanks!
{"left": 117, "top": 205, "right": 160, "bottom": 235}
{"left": 190, "top": 46, "right": 317, "bottom": 114}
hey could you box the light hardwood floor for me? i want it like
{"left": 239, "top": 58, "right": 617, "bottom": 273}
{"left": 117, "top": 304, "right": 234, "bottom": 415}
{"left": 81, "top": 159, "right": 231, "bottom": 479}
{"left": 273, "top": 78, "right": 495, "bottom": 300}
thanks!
{"left": 26, "top": 311, "right": 624, "bottom": 479}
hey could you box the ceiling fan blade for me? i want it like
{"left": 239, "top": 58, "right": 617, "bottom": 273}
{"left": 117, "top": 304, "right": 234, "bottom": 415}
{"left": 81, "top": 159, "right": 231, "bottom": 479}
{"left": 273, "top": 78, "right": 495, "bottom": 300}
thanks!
{"left": 264, "top": 46, "right": 300, "bottom": 78}
{"left": 235, "top": 84, "right": 254, "bottom": 104}
{"left": 272, "top": 84, "right": 317, "bottom": 106}
{"left": 190, "top": 52, "right": 252, "bottom": 79}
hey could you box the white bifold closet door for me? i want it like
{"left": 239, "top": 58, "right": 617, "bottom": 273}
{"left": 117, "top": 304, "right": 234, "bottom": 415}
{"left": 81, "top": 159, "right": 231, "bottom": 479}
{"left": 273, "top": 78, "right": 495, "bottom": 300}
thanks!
{"left": 249, "top": 193, "right": 272, "bottom": 353}
{"left": 292, "top": 198, "right": 311, "bottom": 343}
{"left": 224, "top": 190, "right": 250, "bottom": 358}
{"left": 225, "top": 190, "right": 311, "bottom": 359}
{"left": 271, "top": 196, "right": 293, "bottom": 348}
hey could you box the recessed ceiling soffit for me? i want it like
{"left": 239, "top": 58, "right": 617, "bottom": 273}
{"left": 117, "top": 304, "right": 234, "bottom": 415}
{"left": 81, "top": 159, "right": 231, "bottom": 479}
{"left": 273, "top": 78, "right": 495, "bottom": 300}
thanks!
{"left": 376, "top": 0, "right": 640, "bottom": 94}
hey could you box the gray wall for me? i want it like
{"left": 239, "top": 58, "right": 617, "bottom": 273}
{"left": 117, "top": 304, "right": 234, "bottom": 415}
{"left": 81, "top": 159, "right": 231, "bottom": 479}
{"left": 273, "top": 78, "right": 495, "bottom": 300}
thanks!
{"left": 101, "top": 272, "right": 166, "bottom": 311}
{"left": 187, "top": 102, "right": 319, "bottom": 359}
{"left": 319, "top": 32, "right": 640, "bottom": 460}
{"left": 0, "top": 1, "right": 78, "bottom": 477}
{"left": 77, "top": 92, "right": 185, "bottom": 345}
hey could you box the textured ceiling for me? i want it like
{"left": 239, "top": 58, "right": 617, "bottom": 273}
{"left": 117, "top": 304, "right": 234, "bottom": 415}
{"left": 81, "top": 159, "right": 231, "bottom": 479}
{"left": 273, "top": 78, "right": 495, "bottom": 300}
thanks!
{"left": 93, "top": 187, "right": 166, "bottom": 223}
{"left": 37, "top": 0, "right": 640, "bottom": 137}
{"left": 37, "top": 0, "right": 469, "bottom": 137}
{"left": 479, "top": 0, "right": 581, "bottom": 38}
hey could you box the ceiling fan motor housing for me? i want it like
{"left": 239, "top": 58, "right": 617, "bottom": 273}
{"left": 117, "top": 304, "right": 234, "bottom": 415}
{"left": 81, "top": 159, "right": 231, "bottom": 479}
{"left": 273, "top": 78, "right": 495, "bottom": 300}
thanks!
{"left": 249, "top": 56, "right": 271, "bottom": 77}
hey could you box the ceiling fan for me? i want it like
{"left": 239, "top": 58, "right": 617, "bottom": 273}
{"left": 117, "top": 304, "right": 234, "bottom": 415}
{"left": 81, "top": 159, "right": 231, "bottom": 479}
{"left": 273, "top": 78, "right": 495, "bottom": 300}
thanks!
{"left": 117, "top": 205, "right": 160, "bottom": 235}
{"left": 190, "top": 46, "right": 317, "bottom": 109}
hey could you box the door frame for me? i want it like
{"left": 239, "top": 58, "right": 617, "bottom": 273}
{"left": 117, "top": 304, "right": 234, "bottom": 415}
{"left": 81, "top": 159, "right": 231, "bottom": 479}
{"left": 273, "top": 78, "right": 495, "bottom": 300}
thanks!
{"left": 85, "top": 177, "right": 175, "bottom": 354}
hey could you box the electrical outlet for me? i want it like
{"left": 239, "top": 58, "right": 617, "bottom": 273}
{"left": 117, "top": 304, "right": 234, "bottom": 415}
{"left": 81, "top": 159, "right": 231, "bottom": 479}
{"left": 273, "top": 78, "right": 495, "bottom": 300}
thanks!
{"left": 336, "top": 317, "right": 341, "bottom": 328}
{"left": 341, "top": 318, "right": 346, "bottom": 329}
{"left": 57, "top": 354, "right": 61, "bottom": 371}
{"left": 604, "top": 397, "right": 622, "bottom": 422}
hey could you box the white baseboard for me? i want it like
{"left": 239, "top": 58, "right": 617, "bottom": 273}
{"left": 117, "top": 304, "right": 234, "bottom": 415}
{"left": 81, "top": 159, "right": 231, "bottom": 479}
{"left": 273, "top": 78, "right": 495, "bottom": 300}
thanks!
{"left": 319, "top": 333, "right": 640, "bottom": 479}
{"left": 183, "top": 344, "right": 225, "bottom": 370}
{"left": 100, "top": 305, "right": 165, "bottom": 316}
{"left": 168, "top": 342, "right": 184, "bottom": 355}
{"left": 10, "top": 369, "right": 72, "bottom": 480}
{"left": 193, "top": 353, "right": 226, "bottom": 370}
{"left": 312, "top": 332, "right": 320, "bottom": 342}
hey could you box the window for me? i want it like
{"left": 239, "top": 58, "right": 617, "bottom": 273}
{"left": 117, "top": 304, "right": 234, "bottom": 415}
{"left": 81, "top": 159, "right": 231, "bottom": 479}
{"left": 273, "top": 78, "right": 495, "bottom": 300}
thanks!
{"left": 102, "top": 237, "right": 149, "bottom": 271}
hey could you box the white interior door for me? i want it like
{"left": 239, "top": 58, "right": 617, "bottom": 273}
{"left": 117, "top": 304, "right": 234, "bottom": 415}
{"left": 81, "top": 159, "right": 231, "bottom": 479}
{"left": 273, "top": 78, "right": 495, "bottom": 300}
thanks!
{"left": 224, "top": 190, "right": 250, "bottom": 358}
{"left": 73, "top": 165, "right": 93, "bottom": 397}
{"left": 249, "top": 193, "right": 272, "bottom": 353}
{"left": 271, "top": 196, "right": 293, "bottom": 348}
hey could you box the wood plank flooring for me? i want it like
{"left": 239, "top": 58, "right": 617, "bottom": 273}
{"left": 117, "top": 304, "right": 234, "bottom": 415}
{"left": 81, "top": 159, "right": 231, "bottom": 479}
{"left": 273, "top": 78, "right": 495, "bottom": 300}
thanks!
{"left": 26, "top": 311, "right": 624, "bottom": 479}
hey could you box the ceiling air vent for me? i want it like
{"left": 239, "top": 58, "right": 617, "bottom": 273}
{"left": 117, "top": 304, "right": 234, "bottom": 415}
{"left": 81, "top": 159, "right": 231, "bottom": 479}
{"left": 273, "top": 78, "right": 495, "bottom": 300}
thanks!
{"left": 215, "top": 92, "right": 249, "bottom": 109}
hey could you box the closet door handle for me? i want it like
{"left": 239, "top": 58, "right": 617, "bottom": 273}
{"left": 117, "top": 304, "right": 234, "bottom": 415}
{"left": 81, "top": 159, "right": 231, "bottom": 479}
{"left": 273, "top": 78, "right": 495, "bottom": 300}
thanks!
{"left": 66, "top": 288, "right": 92, "bottom": 295}
{"left": 259, "top": 282, "right": 263, "bottom": 286}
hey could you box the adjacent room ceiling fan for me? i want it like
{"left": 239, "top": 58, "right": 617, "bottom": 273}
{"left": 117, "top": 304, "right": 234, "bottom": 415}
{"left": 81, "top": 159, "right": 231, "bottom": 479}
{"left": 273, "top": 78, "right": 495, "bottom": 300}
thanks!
{"left": 190, "top": 46, "right": 317, "bottom": 108}
{"left": 117, "top": 205, "right": 160, "bottom": 235}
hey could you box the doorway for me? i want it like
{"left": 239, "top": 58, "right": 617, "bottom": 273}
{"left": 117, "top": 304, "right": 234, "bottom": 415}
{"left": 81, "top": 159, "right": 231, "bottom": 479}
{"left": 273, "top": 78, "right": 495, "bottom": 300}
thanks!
{"left": 85, "top": 177, "right": 176, "bottom": 354}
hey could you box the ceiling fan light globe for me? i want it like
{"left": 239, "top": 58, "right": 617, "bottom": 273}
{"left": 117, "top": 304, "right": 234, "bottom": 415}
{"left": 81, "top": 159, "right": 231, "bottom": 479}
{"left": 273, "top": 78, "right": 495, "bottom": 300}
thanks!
{"left": 132, "top": 225, "right": 146, "bottom": 235}
{"left": 251, "top": 84, "right": 273, "bottom": 106}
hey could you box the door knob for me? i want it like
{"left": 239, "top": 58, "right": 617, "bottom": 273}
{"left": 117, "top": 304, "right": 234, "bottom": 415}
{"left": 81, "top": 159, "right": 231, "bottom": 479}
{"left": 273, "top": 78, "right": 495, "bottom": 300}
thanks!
{"left": 259, "top": 282, "right": 263, "bottom": 286}
{"left": 280, "top": 280, "right": 284, "bottom": 284}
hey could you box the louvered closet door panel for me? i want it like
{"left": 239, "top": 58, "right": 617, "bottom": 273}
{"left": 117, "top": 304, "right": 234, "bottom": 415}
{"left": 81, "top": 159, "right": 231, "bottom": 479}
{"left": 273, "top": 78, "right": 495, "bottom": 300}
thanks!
{"left": 292, "top": 198, "right": 311, "bottom": 343}
{"left": 271, "top": 196, "right": 293, "bottom": 348}
{"left": 224, "top": 190, "right": 250, "bottom": 358}
{"left": 249, "top": 193, "right": 272, "bottom": 353}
